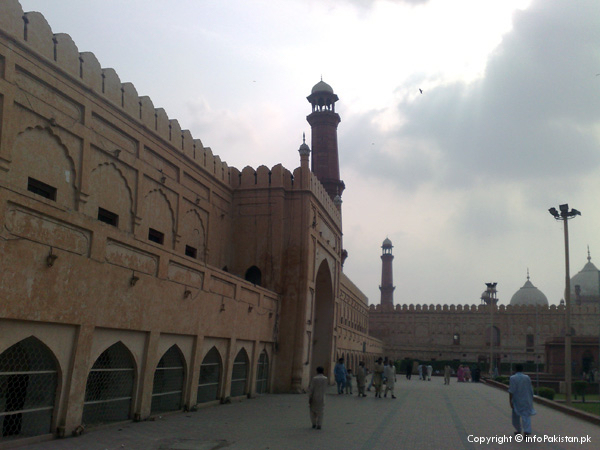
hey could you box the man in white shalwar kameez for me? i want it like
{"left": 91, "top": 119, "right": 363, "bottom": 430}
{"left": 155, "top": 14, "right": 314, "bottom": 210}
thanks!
{"left": 508, "top": 364, "right": 536, "bottom": 435}
{"left": 308, "top": 366, "right": 328, "bottom": 429}
{"left": 384, "top": 360, "right": 397, "bottom": 398}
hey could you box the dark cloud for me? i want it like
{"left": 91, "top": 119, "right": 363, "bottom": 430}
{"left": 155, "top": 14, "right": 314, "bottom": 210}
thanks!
{"left": 343, "top": 0, "right": 600, "bottom": 192}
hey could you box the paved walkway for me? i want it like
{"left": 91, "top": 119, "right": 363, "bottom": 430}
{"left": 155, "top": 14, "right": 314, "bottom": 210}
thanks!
{"left": 20, "top": 378, "right": 600, "bottom": 450}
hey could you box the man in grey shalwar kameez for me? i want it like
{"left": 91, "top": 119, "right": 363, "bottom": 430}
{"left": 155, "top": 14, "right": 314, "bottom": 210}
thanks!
{"left": 508, "top": 364, "right": 536, "bottom": 435}
{"left": 308, "top": 366, "right": 328, "bottom": 429}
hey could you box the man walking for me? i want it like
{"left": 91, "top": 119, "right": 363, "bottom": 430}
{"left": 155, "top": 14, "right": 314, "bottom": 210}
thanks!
{"left": 373, "top": 357, "right": 385, "bottom": 398}
{"left": 426, "top": 364, "right": 433, "bottom": 381}
{"left": 334, "top": 358, "right": 347, "bottom": 394}
{"left": 384, "top": 360, "right": 397, "bottom": 399}
{"left": 308, "top": 367, "right": 328, "bottom": 430}
{"left": 444, "top": 364, "right": 451, "bottom": 385}
{"left": 509, "top": 364, "right": 536, "bottom": 436}
{"left": 356, "top": 361, "right": 367, "bottom": 397}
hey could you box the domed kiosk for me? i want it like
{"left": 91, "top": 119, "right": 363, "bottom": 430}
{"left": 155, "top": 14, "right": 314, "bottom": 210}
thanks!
{"left": 510, "top": 272, "right": 548, "bottom": 307}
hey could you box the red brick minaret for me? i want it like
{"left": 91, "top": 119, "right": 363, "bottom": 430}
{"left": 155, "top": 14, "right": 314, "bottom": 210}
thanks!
{"left": 306, "top": 79, "right": 345, "bottom": 200}
{"left": 380, "top": 238, "right": 395, "bottom": 308}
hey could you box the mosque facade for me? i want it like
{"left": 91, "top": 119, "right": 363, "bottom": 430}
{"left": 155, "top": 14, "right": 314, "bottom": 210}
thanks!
{"left": 369, "top": 239, "right": 600, "bottom": 376}
{"left": 0, "top": 1, "right": 382, "bottom": 445}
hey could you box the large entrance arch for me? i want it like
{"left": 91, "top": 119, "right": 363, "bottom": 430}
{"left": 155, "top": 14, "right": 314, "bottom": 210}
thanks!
{"left": 311, "top": 260, "right": 335, "bottom": 378}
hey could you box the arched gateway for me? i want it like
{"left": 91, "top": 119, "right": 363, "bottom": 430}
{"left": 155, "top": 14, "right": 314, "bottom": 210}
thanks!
{"left": 310, "top": 260, "right": 335, "bottom": 379}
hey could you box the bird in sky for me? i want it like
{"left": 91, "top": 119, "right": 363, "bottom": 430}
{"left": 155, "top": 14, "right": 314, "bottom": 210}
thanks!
{"left": 419, "top": 88, "right": 423, "bottom": 94}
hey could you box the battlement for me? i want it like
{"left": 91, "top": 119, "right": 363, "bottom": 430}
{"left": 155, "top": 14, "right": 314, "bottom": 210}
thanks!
{"left": 228, "top": 162, "right": 341, "bottom": 224}
{"left": 369, "top": 303, "right": 598, "bottom": 314}
{"left": 0, "top": 1, "right": 230, "bottom": 183}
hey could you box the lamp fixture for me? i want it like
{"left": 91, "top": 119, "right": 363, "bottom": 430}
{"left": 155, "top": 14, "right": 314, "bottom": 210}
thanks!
{"left": 248, "top": 305, "right": 253, "bottom": 313}
{"left": 184, "top": 287, "right": 192, "bottom": 299}
{"left": 220, "top": 303, "right": 226, "bottom": 312}
{"left": 113, "top": 149, "right": 121, "bottom": 158}
{"left": 130, "top": 271, "right": 140, "bottom": 286}
{"left": 46, "top": 247, "right": 58, "bottom": 267}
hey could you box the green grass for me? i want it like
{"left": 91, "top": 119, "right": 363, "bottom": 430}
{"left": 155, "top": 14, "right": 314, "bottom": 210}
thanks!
{"left": 568, "top": 403, "right": 600, "bottom": 416}
{"left": 554, "top": 393, "right": 600, "bottom": 402}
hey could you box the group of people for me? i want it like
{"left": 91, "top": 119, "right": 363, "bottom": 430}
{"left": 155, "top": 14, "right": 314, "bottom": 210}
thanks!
{"left": 332, "top": 357, "right": 397, "bottom": 399}
{"left": 309, "top": 357, "right": 397, "bottom": 430}
{"left": 310, "top": 359, "right": 536, "bottom": 435}
{"left": 416, "top": 363, "right": 433, "bottom": 381}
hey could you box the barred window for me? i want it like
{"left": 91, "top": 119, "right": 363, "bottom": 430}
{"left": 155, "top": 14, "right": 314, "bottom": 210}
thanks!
{"left": 0, "top": 337, "right": 58, "bottom": 439}
{"left": 151, "top": 346, "right": 185, "bottom": 415}
{"left": 230, "top": 349, "right": 248, "bottom": 397}
{"left": 256, "top": 351, "right": 269, "bottom": 394}
{"left": 197, "top": 347, "right": 222, "bottom": 403}
{"left": 82, "top": 342, "right": 135, "bottom": 427}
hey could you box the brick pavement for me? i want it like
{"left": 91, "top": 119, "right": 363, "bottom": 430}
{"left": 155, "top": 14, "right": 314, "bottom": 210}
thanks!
{"left": 16, "top": 378, "right": 600, "bottom": 450}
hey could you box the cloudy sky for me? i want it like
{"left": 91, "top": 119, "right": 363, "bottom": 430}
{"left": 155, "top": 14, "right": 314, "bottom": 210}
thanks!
{"left": 19, "top": 0, "right": 600, "bottom": 306}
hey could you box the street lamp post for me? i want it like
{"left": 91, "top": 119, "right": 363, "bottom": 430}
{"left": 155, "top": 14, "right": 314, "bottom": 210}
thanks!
{"left": 549, "top": 204, "right": 581, "bottom": 407}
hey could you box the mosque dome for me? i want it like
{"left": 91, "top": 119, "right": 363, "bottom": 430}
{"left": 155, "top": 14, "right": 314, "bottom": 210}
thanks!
{"left": 382, "top": 237, "right": 393, "bottom": 248}
{"left": 311, "top": 80, "right": 334, "bottom": 94}
{"left": 510, "top": 275, "right": 548, "bottom": 306}
{"left": 570, "top": 251, "right": 600, "bottom": 302}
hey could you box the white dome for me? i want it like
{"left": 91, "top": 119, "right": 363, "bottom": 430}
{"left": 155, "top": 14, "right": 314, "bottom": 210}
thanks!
{"left": 311, "top": 80, "right": 334, "bottom": 94}
{"left": 570, "top": 255, "right": 600, "bottom": 301}
{"left": 510, "top": 278, "right": 548, "bottom": 306}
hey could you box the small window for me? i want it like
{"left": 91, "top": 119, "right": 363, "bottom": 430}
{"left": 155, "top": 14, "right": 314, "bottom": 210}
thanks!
{"left": 148, "top": 228, "right": 164, "bottom": 244}
{"left": 453, "top": 334, "right": 460, "bottom": 345}
{"left": 27, "top": 177, "right": 56, "bottom": 200}
{"left": 526, "top": 334, "right": 534, "bottom": 350}
{"left": 185, "top": 245, "right": 197, "bottom": 258}
{"left": 98, "top": 207, "right": 119, "bottom": 227}
{"left": 244, "top": 266, "right": 262, "bottom": 286}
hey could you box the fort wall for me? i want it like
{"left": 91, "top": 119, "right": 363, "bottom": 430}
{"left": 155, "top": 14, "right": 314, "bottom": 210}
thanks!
{"left": 369, "top": 302, "right": 600, "bottom": 373}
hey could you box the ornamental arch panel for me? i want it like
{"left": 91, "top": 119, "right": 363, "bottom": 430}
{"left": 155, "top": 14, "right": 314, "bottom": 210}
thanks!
{"left": 0, "top": 337, "right": 59, "bottom": 439}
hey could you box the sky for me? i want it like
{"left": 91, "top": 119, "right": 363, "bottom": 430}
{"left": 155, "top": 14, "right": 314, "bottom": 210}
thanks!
{"left": 18, "top": 0, "right": 600, "bottom": 307}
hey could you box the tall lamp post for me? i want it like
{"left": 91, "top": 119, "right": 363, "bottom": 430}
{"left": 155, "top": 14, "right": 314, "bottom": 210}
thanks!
{"left": 549, "top": 204, "right": 581, "bottom": 406}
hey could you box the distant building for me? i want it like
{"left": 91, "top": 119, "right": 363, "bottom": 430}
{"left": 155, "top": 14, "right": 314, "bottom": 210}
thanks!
{"left": 0, "top": 1, "right": 382, "bottom": 443}
{"left": 369, "top": 238, "right": 600, "bottom": 375}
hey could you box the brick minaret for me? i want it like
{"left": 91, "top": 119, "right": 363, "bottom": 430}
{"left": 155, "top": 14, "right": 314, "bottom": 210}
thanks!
{"left": 380, "top": 238, "right": 395, "bottom": 308}
{"left": 306, "top": 80, "right": 345, "bottom": 200}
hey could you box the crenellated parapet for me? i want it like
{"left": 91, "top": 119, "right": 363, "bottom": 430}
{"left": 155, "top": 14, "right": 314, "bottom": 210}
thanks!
{"left": 0, "top": 0, "right": 231, "bottom": 183}
{"left": 368, "top": 302, "right": 599, "bottom": 315}
{"left": 227, "top": 161, "right": 341, "bottom": 224}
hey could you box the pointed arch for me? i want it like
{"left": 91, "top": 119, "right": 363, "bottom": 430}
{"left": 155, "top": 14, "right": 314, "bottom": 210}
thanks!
{"left": 255, "top": 350, "right": 269, "bottom": 394}
{"left": 151, "top": 345, "right": 185, "bottom": 414}
{"left": 231, "top": 348, "right": 249, "bottom": 397}
{"left": 197, "top": 347, "right": 222, "bottom": 403}
{"left": 0, "top": 336, "right": 59, "bottom": 438}
{"left": 82, "top": 341, "right": 135, "bottom": 427}
{"left": 311, "top": 259, "right": 334, "bottom": 378}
